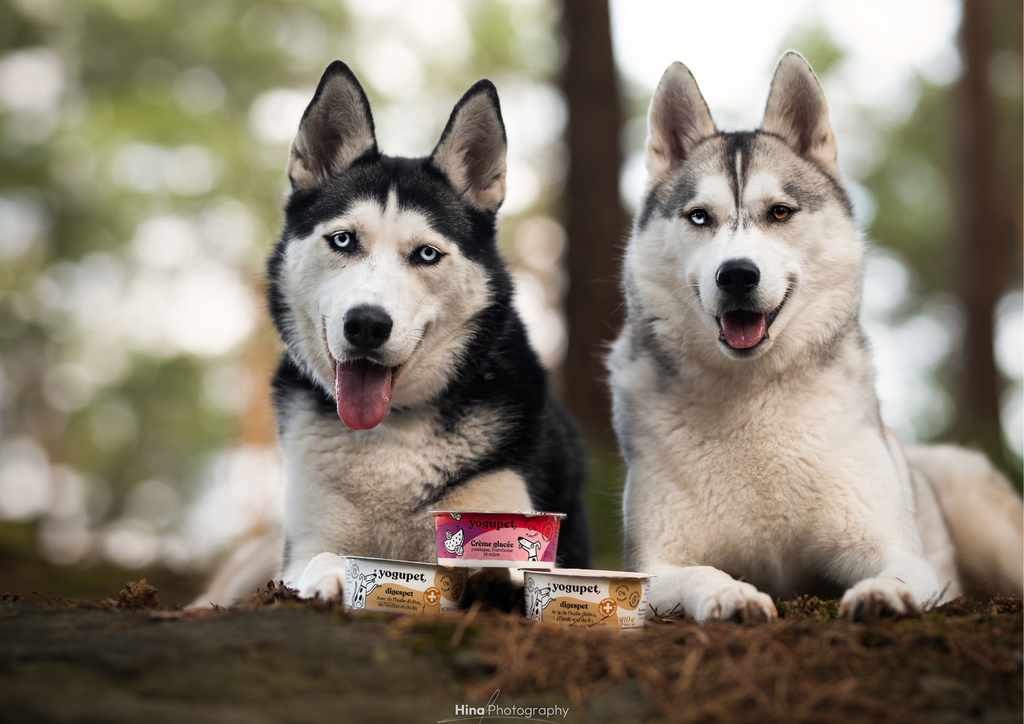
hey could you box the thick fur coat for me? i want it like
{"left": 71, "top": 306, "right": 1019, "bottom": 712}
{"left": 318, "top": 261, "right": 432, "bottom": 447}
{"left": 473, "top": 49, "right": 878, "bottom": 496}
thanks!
{"left": 607, "top": 53, "right": 1023, "bottom": 622}
{"left": 265, "top": 62, "right": 589, "bottom": 597}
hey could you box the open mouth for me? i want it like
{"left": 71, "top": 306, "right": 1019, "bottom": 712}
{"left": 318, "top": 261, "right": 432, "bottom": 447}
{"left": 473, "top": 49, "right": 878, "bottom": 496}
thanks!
{"left": 333, "top": 359, "right": 401, "bottom": 430}
{"left": 715, "top": 292, "right": 788, "bottom": 351}
{"left": 322, "top": 315, "right": 425, "bottom": 430}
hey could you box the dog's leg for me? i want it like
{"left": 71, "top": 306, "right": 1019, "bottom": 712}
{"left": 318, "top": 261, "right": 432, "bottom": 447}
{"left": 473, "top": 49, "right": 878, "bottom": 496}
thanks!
{"left": 191, "top": 529, "right": 284, "bottom": 607}
{"left": 646, "top": 564, "right": 777, "bottom": 623}
{"left": 289, "top": 552, "right": 348, "bottom": 600}
{"left": 836, "top": 549, "right": 940, "bottom": 620}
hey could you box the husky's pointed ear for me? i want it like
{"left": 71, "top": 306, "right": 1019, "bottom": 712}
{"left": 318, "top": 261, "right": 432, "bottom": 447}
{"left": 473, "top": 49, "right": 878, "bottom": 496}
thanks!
{"left": 646, "top": 62, "right": 716, "bottom": 182}
{"left": 762, "top": 52, "right": 837, "bottom": 171}
{"left": 287, "top": 61, "right": 378, "bottom": 191}
{"left": 431, "top": 80, "right": 507, "bottom": 212}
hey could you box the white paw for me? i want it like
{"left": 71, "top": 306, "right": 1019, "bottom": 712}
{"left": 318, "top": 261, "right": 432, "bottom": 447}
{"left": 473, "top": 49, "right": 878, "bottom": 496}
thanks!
{"left": 296, "top": 552, "right": 346, "bottom": 600}
{"left": 839, "top": 577, "right": 916, "bottom": 620}
{"left": 693, "top": 581, "right": 777, "bottom": 624}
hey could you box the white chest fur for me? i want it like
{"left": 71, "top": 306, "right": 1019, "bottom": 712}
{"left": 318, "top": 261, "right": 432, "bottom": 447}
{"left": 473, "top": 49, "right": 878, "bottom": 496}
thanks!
{"left": 613, "top": 338, "right": 921, "bottom": 597}
{"left": 279, "top": 397, "right": 532, "bottom": 583}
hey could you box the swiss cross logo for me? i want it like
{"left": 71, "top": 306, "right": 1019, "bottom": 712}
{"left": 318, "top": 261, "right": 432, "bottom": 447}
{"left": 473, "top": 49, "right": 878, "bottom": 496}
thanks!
{"left": 598, "top": 598, "right": 617, "bottom": 617}
{"left": 424, "top": 587, "right": 441, "bottom": 606}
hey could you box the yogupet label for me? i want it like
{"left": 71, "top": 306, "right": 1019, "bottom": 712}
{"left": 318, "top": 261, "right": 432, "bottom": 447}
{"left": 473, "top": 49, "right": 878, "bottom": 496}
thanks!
{"left": 343, "top": 556, "right": 465, "bottom": 614}
{"left": 524, "top": 569, "right": 651, "bottom": 629}
{"left": 431, "top": 511, "right": 564, "bottom": 569}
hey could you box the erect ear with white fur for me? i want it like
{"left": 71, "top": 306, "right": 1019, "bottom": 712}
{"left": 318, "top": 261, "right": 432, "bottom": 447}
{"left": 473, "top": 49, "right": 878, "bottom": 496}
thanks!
{"left": 431, "top": 80, "right": 507, "bottom": 212}
{"left": 646, "top": 62, "right": 717, "bottom": 182}
{"left": 287, "top": 61, "right": 378, "bottom": 191}
{"left": 762, "top": 52, "right": 838, "bottom": 172}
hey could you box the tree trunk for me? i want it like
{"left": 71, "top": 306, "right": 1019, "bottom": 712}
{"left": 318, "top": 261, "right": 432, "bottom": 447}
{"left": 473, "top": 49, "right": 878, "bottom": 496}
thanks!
{"left": 954, "top": 0, "right": 1005, "bottom": 464}
{"left": 558, "top": 0, "right": 627, "bottom": 452}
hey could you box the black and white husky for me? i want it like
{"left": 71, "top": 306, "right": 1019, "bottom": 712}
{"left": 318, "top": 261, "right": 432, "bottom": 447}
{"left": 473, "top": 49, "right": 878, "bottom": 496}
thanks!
{"left": 608, "top": 53, "right": 1023, "bottom": 622}
{"left": 267, "top": 61, "right": 589, "bottom": 597}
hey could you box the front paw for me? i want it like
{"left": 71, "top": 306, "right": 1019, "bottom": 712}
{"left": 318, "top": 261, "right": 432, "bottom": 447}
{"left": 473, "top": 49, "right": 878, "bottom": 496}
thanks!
{"left": 839, "top": 577, "right": 916, "bottom": 620}
{"left": 695, "top": 581, "right": 777, "bottom": 624}
{"left": 296, "top": 552, "right": 346, "bottom": 600}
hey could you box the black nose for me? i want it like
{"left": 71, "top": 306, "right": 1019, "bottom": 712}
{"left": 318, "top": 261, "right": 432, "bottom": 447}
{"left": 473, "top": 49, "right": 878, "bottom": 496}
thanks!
{"left": 715, "top": 259, "right": 760, "bottom": 296}
{"left": 343, "top": 305, "right": 393, "bottom": 349}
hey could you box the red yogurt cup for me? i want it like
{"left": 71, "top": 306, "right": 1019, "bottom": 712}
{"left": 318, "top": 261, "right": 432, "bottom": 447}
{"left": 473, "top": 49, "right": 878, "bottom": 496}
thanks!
{"left": 431, "top": 511, "right": 564, "bottom": 569}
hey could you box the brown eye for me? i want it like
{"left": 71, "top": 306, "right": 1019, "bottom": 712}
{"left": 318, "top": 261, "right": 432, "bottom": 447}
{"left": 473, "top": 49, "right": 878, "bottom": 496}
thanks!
{"left": 771, "top": 205, "right": 792, "bottom": 221}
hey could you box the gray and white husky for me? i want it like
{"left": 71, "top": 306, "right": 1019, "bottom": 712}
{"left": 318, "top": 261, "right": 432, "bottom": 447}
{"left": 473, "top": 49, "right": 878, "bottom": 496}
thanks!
{"left": 607, "top": 53, "right": 1023, "bottom": 623}
{"left": 264, "top": 61, "right": 589, "bottom": 598}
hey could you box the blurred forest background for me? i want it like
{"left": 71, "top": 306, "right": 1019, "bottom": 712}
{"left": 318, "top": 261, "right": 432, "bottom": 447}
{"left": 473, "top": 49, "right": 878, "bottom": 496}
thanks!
{"left": 0, "top": 0, "right": 1019, "bottom": 604}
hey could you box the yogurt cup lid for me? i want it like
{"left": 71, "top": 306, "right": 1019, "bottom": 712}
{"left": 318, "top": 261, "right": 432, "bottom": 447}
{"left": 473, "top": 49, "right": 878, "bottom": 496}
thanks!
{"left": 522, "top": 568, "right": 651, "bottom": 579}
{"left": 429, "top": 510, "right": 566, "bottom": 518}
{"left": 344, "top": 555, "right": 465, "bottom": 571}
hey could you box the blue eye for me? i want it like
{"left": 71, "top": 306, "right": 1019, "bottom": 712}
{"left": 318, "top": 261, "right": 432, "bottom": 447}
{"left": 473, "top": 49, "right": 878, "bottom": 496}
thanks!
{"left": 414, "top": 245, "right": 442, "bottom": 264}
{"left": 688, "top": 209, "right": 708, "bottom": 226}
{"left": 330, "top": 231, "right": 354, "bottom": 249}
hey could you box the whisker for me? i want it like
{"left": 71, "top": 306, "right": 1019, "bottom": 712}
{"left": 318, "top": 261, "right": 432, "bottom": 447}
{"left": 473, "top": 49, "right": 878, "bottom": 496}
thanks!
{"left": 658, "top": 282, "right": 702, "bottom": 317}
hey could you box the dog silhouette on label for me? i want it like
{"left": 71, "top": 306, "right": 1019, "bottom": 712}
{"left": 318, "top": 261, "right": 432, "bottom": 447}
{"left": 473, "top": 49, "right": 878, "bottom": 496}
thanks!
{"left": 527, "top": 585, "right": 553, "bottom": 621}
{"left": 349, "top": 569, "right": 378, "bottom": 610}
{"left": 444, "top": 528, "right": 464, "bottom": 557}
{"left": 518, "top": 536, "right": 541, "bottom": 562}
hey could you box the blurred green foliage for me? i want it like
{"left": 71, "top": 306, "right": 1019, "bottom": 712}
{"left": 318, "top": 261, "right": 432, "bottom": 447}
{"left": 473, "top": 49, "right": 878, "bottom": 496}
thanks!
{"left": 0, "top": 0, "right": 567, "bottom": 576}
{"left": 0, "top": 0, "right": 1018, "bottom": 591}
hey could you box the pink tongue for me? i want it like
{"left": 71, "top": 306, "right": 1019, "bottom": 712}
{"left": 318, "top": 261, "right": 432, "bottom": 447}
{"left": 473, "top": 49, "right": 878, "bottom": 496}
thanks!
{"left": 721, "top": 311, "right": 767, "bottom": 349}
{"left": 335, "top": 360, "right": 392, "bottom": 430}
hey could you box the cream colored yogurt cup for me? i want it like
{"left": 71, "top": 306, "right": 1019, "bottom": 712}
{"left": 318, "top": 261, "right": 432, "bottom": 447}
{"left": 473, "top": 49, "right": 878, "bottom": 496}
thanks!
{"left": 523, "top": 568, "right": 651, "bottom": 629}
{"left": 343, "top": 556, "right": 466, "bottom": 614}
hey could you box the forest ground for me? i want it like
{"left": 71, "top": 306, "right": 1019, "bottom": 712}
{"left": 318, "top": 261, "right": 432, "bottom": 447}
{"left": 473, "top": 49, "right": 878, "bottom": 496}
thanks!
{"left": 0, "top": 577, "right": 1020, "bottom": 724}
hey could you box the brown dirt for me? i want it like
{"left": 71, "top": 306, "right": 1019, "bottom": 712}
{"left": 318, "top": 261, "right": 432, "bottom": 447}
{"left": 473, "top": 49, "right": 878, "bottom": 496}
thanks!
{"left": 2, "top": 581, "right": 1020, "bottom": 723}
{"left": 468, "top": 602, "right": 1022, "bottom": 723}
{"left": 117, "top": 579, "right": 161, "bottom": 610}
